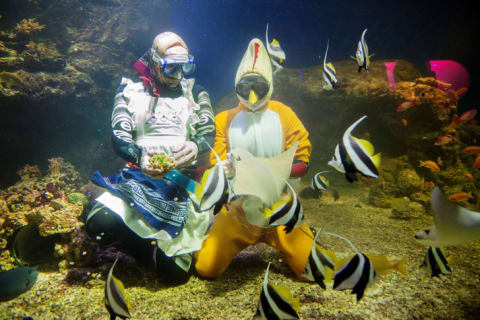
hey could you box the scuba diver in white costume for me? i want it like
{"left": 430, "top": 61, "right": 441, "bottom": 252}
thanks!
{"left": 86, "top": 32, "right": 215, "bottom": 285}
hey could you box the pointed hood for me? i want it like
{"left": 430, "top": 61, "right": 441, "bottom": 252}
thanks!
{"left": 235, "top": 38, "right": 273, "bottom": 111}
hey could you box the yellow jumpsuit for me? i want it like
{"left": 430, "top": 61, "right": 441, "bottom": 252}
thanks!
{"left": 195, "top": 100, "right": 315, "bottom": 280}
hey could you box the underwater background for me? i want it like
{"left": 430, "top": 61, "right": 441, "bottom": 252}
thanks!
{"left": 1, "top": 0, "right": 480, "bottom": 319}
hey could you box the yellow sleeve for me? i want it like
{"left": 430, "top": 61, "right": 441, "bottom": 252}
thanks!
{"left": 283, "top": 107, "right": 311, "bottom": 163}
{"left": 207, "top": 111, "right": 229, "bottom": 167}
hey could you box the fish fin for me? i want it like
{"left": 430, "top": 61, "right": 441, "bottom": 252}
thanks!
{"left": 394, "top": 257, "right": 408, "bottom": 275}
{"left": 193, "top": 170, "right": 209, "bottom": 202}
{"left": 353, "top": 137, "right": 375, "bottom": 155}
{"left": 271, "top": 283, "right": 299, "bottom": 311}
{"left": 346, "top": 172, "right": 357, "bottom": 183}
{"left": 372, "top": 153, "right": 381, "bottom": 168}
{"left": 369, "top": 53, "right": 375, "bottom": 58}
{"left": 350, "top": 56, "right": 357, "bottom": 60}
{"left": 271, "top": 38, "right": 280, "bottom": 46}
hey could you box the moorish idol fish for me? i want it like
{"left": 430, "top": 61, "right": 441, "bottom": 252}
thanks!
{"left": 311, "top": 171, "right": 330, "bottom": 192}
{"left": 255, "top": 262, "right": 300, "bottom": 319}
{"left": 328, "top": 115, "right": 381, "bottom": 183}
{"left": 420, "top": 247, "right": 452, "bottom": 277}
{"left": 301, "top": 230, "right": 336, "bottom": 289}
{"left": 266, "top": 23, "right": 286, "bottom": 75}
{"left": 414, "top": 187, "right": 480, "bottom": 247}
{"left": 350, "top": 28, "right": 374, "bottom": 73}
{"left": 193, "top": 144, "right": 235, "bottom": 213}
{"left": 265, "top": 180, "right": 303, "bottom": 233}
{"left": 321, "top": 40, "right": 338, "bottom": 90}
{"left": 105, "top": 258, "right": 132, "bottom": 320}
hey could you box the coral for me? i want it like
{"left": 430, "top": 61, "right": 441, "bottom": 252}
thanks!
{"left": 0, "top": 159, "right": 84, "bottom": 270}
{"left": 16, "top": 164, "right": 41, "bottom": 180}
{"left": 9, "top": 18, "right": 45, "bottom": 39}
{"left": 67, "top": 192, "right": 89, "bottom": 207}
{"left": 48, "top": 157, "right": 65, "bottom": 176}
{"left": 0, "top": 71, "right": 23, "bottom": 94}
{"left": 396, "top": 168, "right": 422, "bottom": 196}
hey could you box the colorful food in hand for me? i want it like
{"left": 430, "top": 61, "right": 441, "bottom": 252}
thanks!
{"left": 148, "top": 153, "right": 175, "bottom": 173}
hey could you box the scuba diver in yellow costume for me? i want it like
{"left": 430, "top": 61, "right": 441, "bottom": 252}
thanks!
{"left": 195, "top": 38, "right": 315, "bottom": 280}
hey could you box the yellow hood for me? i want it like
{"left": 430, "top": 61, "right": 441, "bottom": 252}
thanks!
{"left": 235, "top": 38, "right": 273, "bottom": 110}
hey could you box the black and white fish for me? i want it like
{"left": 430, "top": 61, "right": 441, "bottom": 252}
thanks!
{"left": 266, "top": 23, "right": 286, "bottom": 75}
{"left": 322, "top": 40, "right": 338, "bottom": 90}
{"left": 255, "top": 262, "right": 300, "bottom": 319}
{"left": 193, "top": 145, "right": 234, "bottom": 213}
{"left": 421, "top": 246, "right": 452, "bottom": 277}
{"left": 311, "top": 171, "right": 330, "bottom": 192}
{"left": 350, "top": 28, "right": 374, "bottom": 72}
{"left": 265, "top": 180, "right": 303, "bottom": 233}
{"left": 333, "top": 252, "right": 376, "bottom": 301}
{"left": 105, "top": 258, "right": 132, "bottom": 320}
{"left": 328, "top": 115, "right": 381, "bottom": 183}
{"left": 301, "top": 230, "right": 335, "bottom": 289}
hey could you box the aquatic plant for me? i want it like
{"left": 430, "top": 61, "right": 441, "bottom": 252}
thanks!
{"left": 8, "top": 18, "right": 45, "bottom": 39}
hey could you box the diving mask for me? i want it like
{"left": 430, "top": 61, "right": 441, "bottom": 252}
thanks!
{"left": 235, "top": 75, "right": 270, "bottom": 100}
{"left": 151, "top": 49, "right": 196, "bottom": 76}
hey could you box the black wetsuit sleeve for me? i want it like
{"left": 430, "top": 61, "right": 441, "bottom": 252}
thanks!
{"left": 110, "top": 85, "right": 142, "bottom": 164}
{"left": 191, "top": 84, "right": 215, "bottom": 155}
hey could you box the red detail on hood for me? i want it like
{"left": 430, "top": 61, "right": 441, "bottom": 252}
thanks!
{"left": 253, "top": 42, "right": 259, "bottom": 69}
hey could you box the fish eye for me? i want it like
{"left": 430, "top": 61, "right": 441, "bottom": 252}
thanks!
{"left": 424, "top": 229, "right": 430, "bottom": 235}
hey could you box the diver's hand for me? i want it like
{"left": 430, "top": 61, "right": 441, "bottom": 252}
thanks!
{"left": 222, "top": 158, "right": 235, "bottom": 179}
{"left": 172, "top": 141, "right": 198, "bottom": 168}
{"left": 140, "top": 147, "right": 167, "bottom": 178}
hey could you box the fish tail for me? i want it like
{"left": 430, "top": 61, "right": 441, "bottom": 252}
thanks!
{"left": 394, "top": 257, "right": 408, "bottom": 275}
{"left": 372, "top": 153, "right": 381, "bottom": 168}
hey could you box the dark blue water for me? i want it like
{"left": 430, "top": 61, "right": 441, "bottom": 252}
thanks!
{"left": 168, "top": 0, "right": 478, "bottom": 109}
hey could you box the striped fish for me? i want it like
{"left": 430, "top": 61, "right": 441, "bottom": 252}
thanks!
{"left": 421, "top": 247, "right": 452, "bottom": 277}
{"left": 193, "top": 146, "right": 234, "bottom": 213}
{"left": 350, "top": 28, "right": 374, "bottom": 72}
{"left": 322, "top": 40, "right": 338, "bottom": 90}
{"left": 333, "top": 253, "right": 376, "bottom": 301}
{"left": 328, "top": 115, "right": 381, "bottom": 183}
{"left": 266, "top": 23, "right": 286, "bottom": 74}
{"left": 311, "top": 171, "right": 330, "bottom": 192}
{"left": 255, "top": 263, "right": 300, "bottom": 319}
{"left": 105, "top": 258, "right": 132, "bottom": 320}
{"left": 301, "top": 230, "right": 335, "bottom": 289}
{"left": 265, "top": 180, "right": 303, "bottom": 233}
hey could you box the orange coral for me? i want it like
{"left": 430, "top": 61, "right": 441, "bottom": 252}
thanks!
{"left": 9, "top": 18, "right": 45, "bottom": 39}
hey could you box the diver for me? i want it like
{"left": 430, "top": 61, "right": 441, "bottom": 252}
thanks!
{"left": 85, "top": 32, "right": 215, "bottom": 285}
{"left": 195, "top": 38, "right": 318, "bottom": 281}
